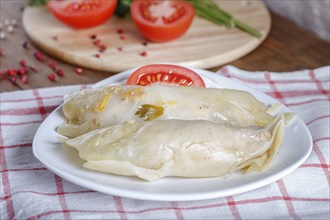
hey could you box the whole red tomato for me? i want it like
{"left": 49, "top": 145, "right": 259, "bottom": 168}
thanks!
{"left": 130, "top": 0, "right": 195, "bottom": 42}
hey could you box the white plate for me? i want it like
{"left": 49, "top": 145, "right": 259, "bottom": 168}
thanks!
{"left": 33, "top": 66, "right": 313, "bottom": 201}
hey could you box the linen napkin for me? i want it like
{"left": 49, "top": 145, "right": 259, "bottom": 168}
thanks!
{"left": 1, "top": 66, "right": 329, "bottom": 220}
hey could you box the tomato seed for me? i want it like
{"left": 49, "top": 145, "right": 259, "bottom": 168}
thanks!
{"left": 93, "top": 39, "right": 101, "bottom": 46}
{"left": 48, "top": 74, "right": 55, "bottom": 81}
{"left": 99, "top": 45, "right": 107, "bottom": 53}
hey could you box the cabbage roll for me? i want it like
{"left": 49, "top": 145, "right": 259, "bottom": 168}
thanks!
{"left": 58, "top": 85, "right": 274, "bottom": 138}
{"left": 66, "top": 115, "right": 285, "bottom": 181}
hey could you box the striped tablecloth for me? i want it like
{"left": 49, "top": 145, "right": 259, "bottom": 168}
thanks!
{"left": 1, "top": 66, "right": 329, "bottom": 220}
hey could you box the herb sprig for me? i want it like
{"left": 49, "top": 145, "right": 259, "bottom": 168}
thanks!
{"left": 135, "top": 104, "right": 164, "bottom": 121}
{"left": 29, "top": 0, "right": 48, "bottom": 6}
{"left": 186, "top": 0, "right": 262, "bottom": 38}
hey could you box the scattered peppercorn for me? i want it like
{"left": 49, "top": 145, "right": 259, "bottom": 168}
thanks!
{"left": 19, "top": 60, "right": 26, "bottom": 67}
{"left": 75, "top": 68, "right": 83, "bottom": 74}
{"left": 22, "top": 40, "right": 29, "bottom": 49}
{"left": 49, "top": 61, "right": 56, "bottom": 70}
{"left": 29, "top": 65, "right": 38, "bottom": 72}
{"left": 21, "top": 75, "right": 28, "bottom": 84}
{"left": 56, "top": 69, "right": 64, "bottom": 76}
{"left": 34, "top": 51, "right": 44, "bottom": 61}
{"left": 140, "top": 51, "right": 147, "bottom": 57}
{"left": 48, "top": 74, "right": 55, "bottom": 81}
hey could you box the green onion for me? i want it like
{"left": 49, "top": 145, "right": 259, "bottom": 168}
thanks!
{"left": 186, "top": 0, "right": 262, "bottom": 38}
{"left": 29, "top": 0, "right": 48, "bottom": 6}
{"left": 135, "top": 104, "right": 164, "bottom": 121}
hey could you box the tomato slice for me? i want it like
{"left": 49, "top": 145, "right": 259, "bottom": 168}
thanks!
{"left": 130, "top": 0, "right": 195, "bottom": 42}
{"left": 48, "top": 0, "right": 118, "bottom": 29}
{"left": 126, "top": 64, "right": 205, "bottom": 87}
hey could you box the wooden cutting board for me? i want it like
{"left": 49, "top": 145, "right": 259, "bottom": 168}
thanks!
{"left": 22, "top": 1, "right": 271, "bottom": 73}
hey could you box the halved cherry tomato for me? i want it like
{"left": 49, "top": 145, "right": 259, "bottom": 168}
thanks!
{"left": 126, "top": 64, "right": 205, "bottom": 87}
{"left": 130, "top": 0, "right": 195, "bottom": 42}
{"left": 48, "top": 0, "right": 118, "bottom": 29}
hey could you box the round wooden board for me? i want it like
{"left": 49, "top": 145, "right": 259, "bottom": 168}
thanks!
{"left": 23, "top": 1, "right": 271, "bottom": 73}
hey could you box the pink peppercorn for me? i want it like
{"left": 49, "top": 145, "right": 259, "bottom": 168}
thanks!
{"left": 48, "top": 74, "right": 56, "bottom": 81}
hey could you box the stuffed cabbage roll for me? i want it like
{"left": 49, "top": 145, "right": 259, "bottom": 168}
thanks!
{"left": 58, "top": 85, "right": 275, "bottom": 138}
{"left": 66, "top": 115, "right": 285, "bottom": 181}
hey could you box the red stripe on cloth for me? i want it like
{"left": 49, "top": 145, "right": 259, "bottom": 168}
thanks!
{"left": 0, "top": 95, "right": 63, "bottom": 103}
{"left": 114, "top": 196, "right": 128, "bottom": 220}
{"left": 0, "top": 120, "right": 43, "bottom": 126}
{"left": 226, "top": 196, "right": 242, "bottom": 220}
{"left": 0, "top": 126, "right": 16, "bottom": 220}
{"left": 0, "top": 143, "right": 31, "bottom": 149}
{"left": 265, "top": 90, "right": 330, "bottom": 98}
{"left": 54, "top": 175, "right": 71, "bottom": 220}
{"left": 27, "top": 209, "right": 119, "bottom": 220}
{"left": 300, "top": 163, "right": 330, "bottom": 169}
{"left": 171, "top": 202, "right": 185, "bottom": 220}
{"left": 276, "top": 180, "right": 301, "bottom": 220}
{"left": 224, "top": 73, "right": 330, "bottom": 85}
{"left": 306, "top": 115, "right": 330, "bottom": 126}
{"left": 21, "top": 189, "right": 94, "bottom": 196}
{"left": 1, "top": 167, "right": 47, "bottom": 172}
{"left": 32, "top": 89, "right": 47, "bottom": 117}
{"left": 265, "top": 72, "right": 285, "bottom": 101}
{"left": 314, "top": 137, "right": 330, "bottom": 142}
{"left": 33, "top": 89, "right": 72, "bottom": 220}
{"left": 286, "top": 98, "right": 330, "bottom": 107}
{"left": 0, "top": 190, "right": 94, "bottom": 201}
{"left": 313, "top": 143, "right": 330, "bottom": 186}
{"left": 219, "top": 67, "right": 330, "bottom": 84}
{"left": 309, "top": 70, "right": 330, "bottom": 98}
{"left": 0, "top": 105, "right": 58, "bottom": 116}
{"left": 264, "top": 72, "right": 301, "bottom": 219}
{"left": 219, "top": 66, "right": 231, "bottom": 78}
{"left": 24, "top": 196, "right": 330, "bottom": 219}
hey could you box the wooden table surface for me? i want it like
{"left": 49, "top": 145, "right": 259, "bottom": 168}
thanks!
{"left": 1, "top": 0, "right": 329, "bottom": 92}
